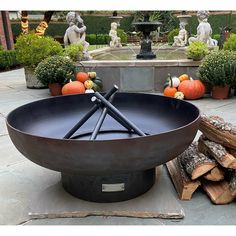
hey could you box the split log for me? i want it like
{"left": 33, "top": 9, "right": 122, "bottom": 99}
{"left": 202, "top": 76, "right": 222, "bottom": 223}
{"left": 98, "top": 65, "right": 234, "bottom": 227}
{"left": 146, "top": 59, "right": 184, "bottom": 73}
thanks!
{"left": 199, "top": 114, "right": 236, "bottom": 150}
{"left": 228, "top": 170, "right": 236, "bottom": 196}
{"left": 203, "top": 166, "right": 224, "bottom": 181}
{"left": 201, "top": 179, "right": 235, "bottom": 204}
{"left": 166, "top": 158, "right": 201, "bottom": 200}
{"left": 198, "top": 136, "right": 236, "bottom": 169}
{"left": 229, "top": 148, "right": 236, "bottom": 158}
{"left": 179, "top": 142, "right": 216, "bottom": 180}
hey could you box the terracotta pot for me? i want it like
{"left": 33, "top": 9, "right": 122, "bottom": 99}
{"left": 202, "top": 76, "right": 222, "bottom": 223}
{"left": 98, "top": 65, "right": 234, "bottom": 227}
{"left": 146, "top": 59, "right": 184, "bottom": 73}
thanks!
{"left": 211, "top": 85, "right": 231, "bottom": 99}
{"left": 48, "top": 83, "right": 62, "bottom": 96}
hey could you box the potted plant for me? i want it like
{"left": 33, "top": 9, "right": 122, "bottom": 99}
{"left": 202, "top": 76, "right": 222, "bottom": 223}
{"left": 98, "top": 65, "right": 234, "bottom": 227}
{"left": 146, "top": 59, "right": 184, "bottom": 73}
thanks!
{"left": 35, "top": 55, "right": 76, "bottom": 96}
{"left": 15, "top": 32, "right": 63, "bottom": 89}
{"left": 186, "top": 41, "right": 209, "bottom": 61}
{"left": 197, "top": 50, "right": 236, "bottom": 99}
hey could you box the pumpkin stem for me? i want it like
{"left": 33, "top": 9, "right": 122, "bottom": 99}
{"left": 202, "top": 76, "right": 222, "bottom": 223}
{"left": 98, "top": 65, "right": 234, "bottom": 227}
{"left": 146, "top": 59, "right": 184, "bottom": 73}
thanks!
{"left": 168, "top": 73, "right": 173, "bottom": 87}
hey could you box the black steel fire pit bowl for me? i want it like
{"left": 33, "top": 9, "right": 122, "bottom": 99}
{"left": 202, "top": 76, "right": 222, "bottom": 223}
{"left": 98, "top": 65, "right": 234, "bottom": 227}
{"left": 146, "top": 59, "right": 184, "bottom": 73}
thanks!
{"left": 6, "top": 90, "right": 200, "bottom": 203}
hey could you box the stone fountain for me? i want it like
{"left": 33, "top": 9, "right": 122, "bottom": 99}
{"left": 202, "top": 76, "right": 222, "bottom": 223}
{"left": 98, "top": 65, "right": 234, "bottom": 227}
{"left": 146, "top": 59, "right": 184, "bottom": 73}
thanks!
{"left": 132, "top": 13, "right": 162, "bottom": 59}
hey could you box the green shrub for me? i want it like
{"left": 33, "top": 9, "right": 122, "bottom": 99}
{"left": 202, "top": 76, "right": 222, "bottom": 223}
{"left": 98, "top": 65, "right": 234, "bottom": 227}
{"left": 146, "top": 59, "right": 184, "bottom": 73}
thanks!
{"left": 0, "top": 50, "right": 19, "bottom": 70}
{"left": 212, "top": 34, "right": 220, "bottom": 42}
{"left": 167, "top": 28, "right": 179, "bottom": 44}
{"left": 63, "top": 44, "right": 84, "bottom": 61}
{"left": 186, "top": 41, "right": 209, "bottom": 60}
{"left": 117, "top": 29, "right": 128, "bottom": 44}
{"left": 35, "top": 55, "right": 76, "bottom": 86}
{"left": 86, "top": 34, "right": 97, "bottom": 45}
{"left": 86, "top": 33, "right": 109, "bottom": 45}
{"left": 15, "top": 32, "right": 63, "bottom": 69}
{"left": 197, "top": 50, "right": 236, "bottom": 87}
{"left": 223, "top": 34, "right": 236, "bottom": 51}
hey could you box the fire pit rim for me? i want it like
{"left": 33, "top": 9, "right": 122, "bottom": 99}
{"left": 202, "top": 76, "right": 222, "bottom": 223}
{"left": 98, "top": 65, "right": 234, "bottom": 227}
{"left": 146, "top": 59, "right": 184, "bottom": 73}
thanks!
{"left": 6, "top": 92, "right": 200, "bottom": 142}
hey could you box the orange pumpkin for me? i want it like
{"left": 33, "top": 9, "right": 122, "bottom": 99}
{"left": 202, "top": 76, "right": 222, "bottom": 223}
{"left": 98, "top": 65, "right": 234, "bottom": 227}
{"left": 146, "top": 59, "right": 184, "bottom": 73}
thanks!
{"left": 163, "top": 86, "right": 177, "bottom": 97}
{"left": 76, "top": 72, "right": 89, "bottom": 83}
{"left": 178, "top": 79, "right": 205, "bottom": 100}
{"left": 179, "top": 74, "right": 189, "bottom": 82}
{"left": 62, "top": 81, "right": 85, "bottom": 95}
{"left": 163, "top": 74, "right": 178, "bottom": 97}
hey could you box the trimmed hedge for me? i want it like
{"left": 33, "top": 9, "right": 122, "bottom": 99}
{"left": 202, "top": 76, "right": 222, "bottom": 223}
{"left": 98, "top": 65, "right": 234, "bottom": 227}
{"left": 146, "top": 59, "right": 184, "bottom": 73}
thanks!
{"left": 11, "top": 16, "right": 135, "bottom": 40}
{"left": 0, "top": 50, "right": 19, "bottom": 70}
{"left": 11, "top": 13, "right": 236, "bottom": 42}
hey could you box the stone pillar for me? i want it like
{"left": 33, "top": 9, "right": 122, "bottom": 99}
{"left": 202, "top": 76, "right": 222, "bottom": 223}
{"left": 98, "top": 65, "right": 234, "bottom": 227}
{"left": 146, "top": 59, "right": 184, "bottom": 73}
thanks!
{"left": 0, "top": 11, "right": 14, "bottom": 50}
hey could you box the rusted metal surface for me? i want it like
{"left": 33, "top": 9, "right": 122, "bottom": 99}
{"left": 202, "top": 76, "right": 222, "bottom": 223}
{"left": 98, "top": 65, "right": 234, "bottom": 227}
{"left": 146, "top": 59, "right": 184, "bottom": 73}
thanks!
{"left": 6, "top": 93, "right": 200, "bottom": 176}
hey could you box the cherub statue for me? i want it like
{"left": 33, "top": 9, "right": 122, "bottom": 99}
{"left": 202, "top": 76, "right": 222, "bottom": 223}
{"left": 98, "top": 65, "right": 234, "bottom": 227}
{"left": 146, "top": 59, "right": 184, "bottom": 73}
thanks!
{"left": 188, "top": 11, "right": 217, "bottom": 47}
{"left": 172, "top": 22, "right": 188, "bottom": 47}
{"left": 64, "top": 11, "right": 91, "bottom": 60}
{"left": 109, "top": 22, "right": 122, "bottom": 48}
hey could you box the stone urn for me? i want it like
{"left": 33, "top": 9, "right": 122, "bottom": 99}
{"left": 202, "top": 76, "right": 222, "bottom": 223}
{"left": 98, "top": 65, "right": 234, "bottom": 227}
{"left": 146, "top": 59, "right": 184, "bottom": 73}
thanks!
{"left": 24, "top": 68, "right": 47, "bottom": 89}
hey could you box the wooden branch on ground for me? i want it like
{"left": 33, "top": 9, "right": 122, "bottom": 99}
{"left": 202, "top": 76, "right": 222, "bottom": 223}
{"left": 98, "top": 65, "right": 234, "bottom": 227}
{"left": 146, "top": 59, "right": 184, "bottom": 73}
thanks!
{"left": 179, "top": 142, "right": 216, "bottom": 180}
{"left": 166, "top": 158, "right": 201, "bottom": 200}
{"left": 198, "top": 136, "right": 236, "bottom": 169}
{"left": 199, "top": 114, "right": 236, "bottom": 150}
{"left": 203, "top": 166, "right": 224, "bottom": 181}
{"left": 201, "top": 179, "right": 235, "bottom": 204}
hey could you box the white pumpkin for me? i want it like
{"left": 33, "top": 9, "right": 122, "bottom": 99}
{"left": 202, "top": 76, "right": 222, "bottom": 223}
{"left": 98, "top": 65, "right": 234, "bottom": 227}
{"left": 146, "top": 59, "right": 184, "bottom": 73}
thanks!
{"left": 174, "top": 91, "right": 185, "bottom": 100}
{"left": 85, "top": 89, "right": 95, "bottom": 93}
{"left": 169, "top": 76, "right": 180, "bottom": 88}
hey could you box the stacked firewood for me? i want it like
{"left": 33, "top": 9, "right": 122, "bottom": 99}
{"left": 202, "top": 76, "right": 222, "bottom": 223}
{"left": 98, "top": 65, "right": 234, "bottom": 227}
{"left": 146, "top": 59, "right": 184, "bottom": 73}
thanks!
{"left": 166, "top": 114, "right": 236, "bottom": 204}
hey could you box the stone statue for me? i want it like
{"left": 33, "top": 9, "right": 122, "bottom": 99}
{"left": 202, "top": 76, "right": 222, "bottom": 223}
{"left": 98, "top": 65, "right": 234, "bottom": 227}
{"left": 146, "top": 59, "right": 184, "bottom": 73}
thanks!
{"left": 109, "top": 22, "right": 122, "bottom": 48}
{"left": 64, "top": 11, "right": 91, "bottom": 60}
{"left": 172, "top": 22, "right": 188, "bottom": 47}
{"left": 188, "top": 10, "right": 217, "bottom": 47}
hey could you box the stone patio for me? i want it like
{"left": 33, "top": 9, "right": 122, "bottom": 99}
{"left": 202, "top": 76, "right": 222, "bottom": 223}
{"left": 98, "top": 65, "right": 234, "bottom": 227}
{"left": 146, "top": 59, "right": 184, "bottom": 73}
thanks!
{"left": 0, "top": 68, "right": 235, "bottom": 225}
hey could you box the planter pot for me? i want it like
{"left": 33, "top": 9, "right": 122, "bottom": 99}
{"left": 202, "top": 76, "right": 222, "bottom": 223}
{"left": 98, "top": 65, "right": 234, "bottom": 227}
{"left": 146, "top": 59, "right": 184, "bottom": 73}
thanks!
{"left": 192, "top": 55, "right": 204, "bottom": 61}
{"left": 48, "top": 83, "right": 62, "bottom": 96}
{"left": 211, "top": 85, "right": 231, "bottom": 99}
{"left": 24, "top": 68, "right": 47, "bottom": 89}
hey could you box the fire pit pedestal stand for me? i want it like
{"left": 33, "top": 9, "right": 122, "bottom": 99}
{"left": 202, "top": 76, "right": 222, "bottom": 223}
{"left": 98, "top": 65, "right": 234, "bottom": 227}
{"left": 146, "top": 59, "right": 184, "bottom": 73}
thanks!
{"left": 61, "top": 168, "right": 155, "bottom": 203}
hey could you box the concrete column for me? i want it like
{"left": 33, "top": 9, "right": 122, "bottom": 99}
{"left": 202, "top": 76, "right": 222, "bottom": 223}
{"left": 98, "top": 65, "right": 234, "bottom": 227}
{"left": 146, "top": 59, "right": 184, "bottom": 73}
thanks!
{"left": 0, "top": 11, "right": 14, "bottom": 50}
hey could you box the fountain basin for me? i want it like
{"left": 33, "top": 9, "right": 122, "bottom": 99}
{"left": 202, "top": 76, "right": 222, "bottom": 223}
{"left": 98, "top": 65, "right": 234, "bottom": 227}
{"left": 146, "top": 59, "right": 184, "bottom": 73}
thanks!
{"left": 81, "top": 46, "right": 201, "bottom": 93}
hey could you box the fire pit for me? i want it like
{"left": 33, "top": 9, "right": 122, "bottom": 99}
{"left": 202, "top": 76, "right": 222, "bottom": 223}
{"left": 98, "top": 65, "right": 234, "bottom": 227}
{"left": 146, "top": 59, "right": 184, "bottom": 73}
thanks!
{"left": 6, "top": 86, "right": 200, "bottom": 202}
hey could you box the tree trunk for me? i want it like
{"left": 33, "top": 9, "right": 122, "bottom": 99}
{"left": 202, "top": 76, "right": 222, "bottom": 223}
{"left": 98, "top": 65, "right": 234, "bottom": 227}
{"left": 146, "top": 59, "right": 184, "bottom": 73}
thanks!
{"left": 179, "top": 142, "right": 216, "bottom": 180}
{"left": 166, "top": 157, "right": 201, "bottom": 200}
{"left": 20, "top": 11, "right": 28, "bottom": 34}
{"left": 198, "top": 136, "right": 236, "bottom": 169}
{"left": 35, "top": 11, "right": 54, "bottom": 36}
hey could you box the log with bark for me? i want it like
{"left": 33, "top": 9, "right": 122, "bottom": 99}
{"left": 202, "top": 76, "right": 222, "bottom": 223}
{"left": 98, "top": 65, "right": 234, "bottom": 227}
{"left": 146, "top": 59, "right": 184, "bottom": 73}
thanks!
{"left": 179, "top": 142, "right": 217, "bottom": 180}
{"left": 198, "top": 135, "right": 236, "bottom": 169}
{"left": 166, "top": 157, "right": 201, "bottom": 200}
{"left": 199, "top": 114, "right": 236, "bottom": 150}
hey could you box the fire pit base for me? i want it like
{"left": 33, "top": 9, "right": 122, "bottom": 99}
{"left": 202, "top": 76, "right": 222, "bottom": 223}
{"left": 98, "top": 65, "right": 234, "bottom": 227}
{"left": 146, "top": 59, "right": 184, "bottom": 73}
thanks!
{"left": 61, "top": 168, "right": 156, "bottom": 203}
